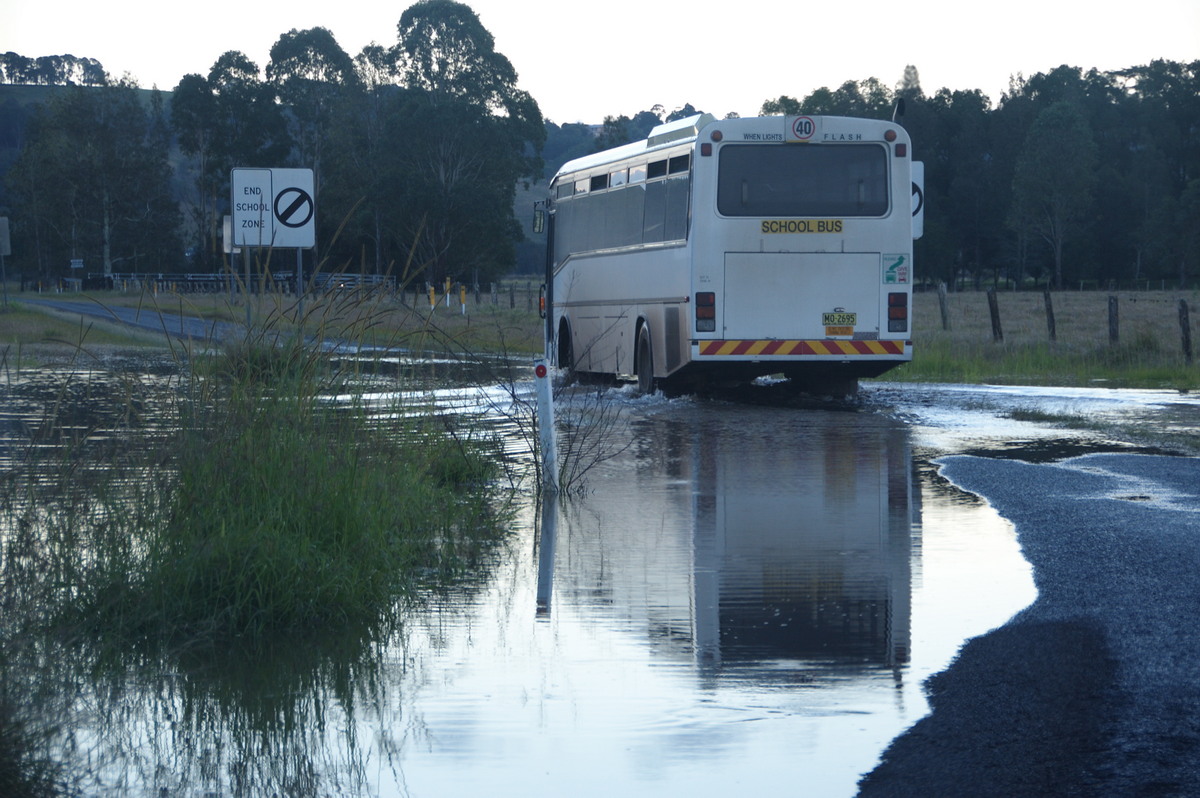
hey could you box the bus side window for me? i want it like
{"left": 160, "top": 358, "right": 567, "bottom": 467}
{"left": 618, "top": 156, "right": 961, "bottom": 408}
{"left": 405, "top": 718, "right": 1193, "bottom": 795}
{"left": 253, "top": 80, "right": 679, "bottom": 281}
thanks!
{"left": 644, "top": 180, "right": 666, "bottom": 243}
{"left": 648, "top": 160, "right": 668, "bottom": 180}
{"left": 629, "top": 164, "right": 647, "bottom": 183}
{"left": 664, "top": 175, "right": 689, "bottom": 241}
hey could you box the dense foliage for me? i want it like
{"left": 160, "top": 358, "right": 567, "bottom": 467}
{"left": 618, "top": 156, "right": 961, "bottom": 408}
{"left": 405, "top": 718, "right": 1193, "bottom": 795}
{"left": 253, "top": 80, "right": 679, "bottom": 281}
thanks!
{"left": 1, "top": 0, "right": 545, "bottom": 289}
{"left": 771, "top": 63, "right": 1200, "bottom": 290}
{"left": 4, "top": 78, "right": 181, "bottom": 278}
{"left": 1, "top": 20, "right": 1197, "bottom": 290}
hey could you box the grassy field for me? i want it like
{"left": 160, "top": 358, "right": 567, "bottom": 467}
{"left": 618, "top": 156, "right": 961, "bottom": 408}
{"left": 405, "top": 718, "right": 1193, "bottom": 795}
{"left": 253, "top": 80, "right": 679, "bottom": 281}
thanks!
{"left": 2, "top": 285, "right": 546, "bottom": 364}
{"left": 891, "top": 289, "right": 1200, "bottom": 390}
{"left": 4, "top": 286, "right": 1198, "bottom": 390}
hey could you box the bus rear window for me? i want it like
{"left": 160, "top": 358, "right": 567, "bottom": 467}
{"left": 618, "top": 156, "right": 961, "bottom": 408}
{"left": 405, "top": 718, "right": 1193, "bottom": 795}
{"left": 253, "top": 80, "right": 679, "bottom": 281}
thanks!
{"left": 717, "top": 143, "right": 889, "bottom": 217}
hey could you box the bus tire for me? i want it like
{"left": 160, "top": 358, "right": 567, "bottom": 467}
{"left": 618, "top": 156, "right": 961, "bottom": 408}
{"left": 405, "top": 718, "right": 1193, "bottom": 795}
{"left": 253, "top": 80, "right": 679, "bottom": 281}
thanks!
{"left": 557, "top": 320, "right": 576, "bottom": 383}
{"left": 636, "top": 326, "right": 654, "bottom": 395}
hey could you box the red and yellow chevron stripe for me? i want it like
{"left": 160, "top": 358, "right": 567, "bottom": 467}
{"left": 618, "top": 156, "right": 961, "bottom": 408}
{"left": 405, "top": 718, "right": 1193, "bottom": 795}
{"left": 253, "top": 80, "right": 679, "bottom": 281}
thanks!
{"left": 697, "top": 339, "right": 906, "bottom": 357}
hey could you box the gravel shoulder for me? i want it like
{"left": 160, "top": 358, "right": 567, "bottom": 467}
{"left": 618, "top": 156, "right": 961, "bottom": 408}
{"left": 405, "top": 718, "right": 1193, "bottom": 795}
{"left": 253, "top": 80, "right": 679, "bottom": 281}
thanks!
{"left": 858, "top": 453, "right": 1200, "bottom": 797}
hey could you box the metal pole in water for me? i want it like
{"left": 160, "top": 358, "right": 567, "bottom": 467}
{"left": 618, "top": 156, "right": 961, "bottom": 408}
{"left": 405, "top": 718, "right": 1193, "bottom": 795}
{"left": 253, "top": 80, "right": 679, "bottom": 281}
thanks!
{"left": 535, "top": 492, "right": 558, "bottom": 618}
{"left": 534, "top": 358, "right": 559, "bottom": 495}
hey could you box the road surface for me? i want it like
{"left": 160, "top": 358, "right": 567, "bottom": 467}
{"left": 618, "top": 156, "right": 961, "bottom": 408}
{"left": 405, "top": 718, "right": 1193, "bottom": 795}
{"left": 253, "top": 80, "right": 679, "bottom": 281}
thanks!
{"left": 25, "top": 297, "right": 243, "bottom": 341}
{"left": 859, "top": 451, "right": 1200, "bottom": 796}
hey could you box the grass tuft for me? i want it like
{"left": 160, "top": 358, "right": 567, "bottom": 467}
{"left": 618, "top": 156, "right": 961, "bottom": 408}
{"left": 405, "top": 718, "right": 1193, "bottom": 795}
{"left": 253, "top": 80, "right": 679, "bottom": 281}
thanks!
{"left": 19, "top": 298, "right": 512, "bottom": 646}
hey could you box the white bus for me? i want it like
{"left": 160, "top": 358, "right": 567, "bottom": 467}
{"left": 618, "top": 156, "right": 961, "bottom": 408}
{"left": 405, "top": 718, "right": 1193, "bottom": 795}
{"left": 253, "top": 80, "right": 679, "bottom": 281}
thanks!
{"left": 541, "top": 113, "right": 924, "bottom": 395}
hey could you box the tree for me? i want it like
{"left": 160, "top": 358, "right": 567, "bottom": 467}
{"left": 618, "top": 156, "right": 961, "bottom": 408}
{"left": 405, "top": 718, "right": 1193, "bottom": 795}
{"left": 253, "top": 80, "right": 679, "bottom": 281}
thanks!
{"left": 760, "top": 95, "right": 803, "bottom": 116}
{"left": 760, "top": 78, "right": 894, "bottom": 119}
{"left": 594, "top": 109, "right": 662, "bottom": 151}
{"left": 542, "top": 122, "right": 597, "bottom": 178}
{"left": 1174, "top": 180, "right": 1200, "bottom": 287}
{"left": 381, "top": 0, "right": 544, "bottom": 283}
{"left": 0, "top": 52, "right": 107, "bottom": 86}
{"left": 171, "top": 52, "right": 290, "bottom": 269}
{"left": 268, "top": 28, "right": 359, "bottom": 189}
{"left": 397, "top": 0, "right": 516, "bottom": 111}
{"left": 370, "top": 93, "right": 529, "bottom": 286}
{"left": 396, "top": 0, "right": 543, "bottom": 169}
{"left": 6, "top": 80, "right": 180, "bottom": 279}
{"left": 1117, "top": 60, "right": 1200, "bottom": 283}
{"left": 666, "top": 103, "right": 703, "bottom": 122}
{"left": 1009, "top": 101, "right": 1098, "bottom": 288}
{"left": 318, "top": 46, "right": 407, "bottom": 275}
{"left": 896, "top": 65, "right": 923, "bottom": 101}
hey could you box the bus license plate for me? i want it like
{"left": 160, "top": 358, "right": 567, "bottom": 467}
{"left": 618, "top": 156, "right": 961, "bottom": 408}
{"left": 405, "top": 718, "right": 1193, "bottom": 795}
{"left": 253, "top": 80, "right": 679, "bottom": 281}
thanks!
{"left": 822, "top": 312, "right": 856, "bottom": 326}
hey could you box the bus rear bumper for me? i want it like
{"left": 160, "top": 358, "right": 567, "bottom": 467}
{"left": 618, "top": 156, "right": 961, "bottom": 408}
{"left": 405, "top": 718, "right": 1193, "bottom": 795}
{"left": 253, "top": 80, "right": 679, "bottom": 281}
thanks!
{"left": 670, "top": 339, "right": 912, "bottom": 392}
{"left": 693, "top": 339, "right": 911, "bottom": 359}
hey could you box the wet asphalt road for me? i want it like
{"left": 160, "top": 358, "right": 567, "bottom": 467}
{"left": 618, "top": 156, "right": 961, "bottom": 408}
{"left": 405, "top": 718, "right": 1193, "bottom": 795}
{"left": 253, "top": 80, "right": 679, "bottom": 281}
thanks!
{"left": 859, "top": 453, "right": 1200, "bottom": 797}
{"left": 26, "top": 297, "right": 242, "bottom": 341}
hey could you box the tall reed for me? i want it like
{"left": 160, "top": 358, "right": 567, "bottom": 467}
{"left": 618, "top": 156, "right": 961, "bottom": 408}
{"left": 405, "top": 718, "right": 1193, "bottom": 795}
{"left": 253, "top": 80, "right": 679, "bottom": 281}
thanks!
{"left": 44, "top": 298, "right": 511, "bottom": 645}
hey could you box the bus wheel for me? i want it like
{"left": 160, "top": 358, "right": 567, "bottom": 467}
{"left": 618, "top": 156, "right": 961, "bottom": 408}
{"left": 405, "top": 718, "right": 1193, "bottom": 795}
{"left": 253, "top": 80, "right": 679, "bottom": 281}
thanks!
{"left": 557, "top": 322, "right": 576, "bottom": 384}
{"left": 636, "top": 326, "right": 655, "bottom": 395}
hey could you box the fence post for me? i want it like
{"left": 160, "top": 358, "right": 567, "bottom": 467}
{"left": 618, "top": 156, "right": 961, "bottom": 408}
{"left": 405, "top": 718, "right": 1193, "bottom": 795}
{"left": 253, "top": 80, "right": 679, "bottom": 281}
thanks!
{"left": 987, "top": 287, "right": 1003, "bottom": 342}
{"left": 938, "top": 282, "right": 950, "bottom": 331}
{"left": 1181, "top": 299, "right": 1193, "bottom": 365}
{"left": 1108, "top": 295, "right": 1119, "bottom": 345}
{"left": 1043, "top": 289, "right": 1057, "bottom": 342}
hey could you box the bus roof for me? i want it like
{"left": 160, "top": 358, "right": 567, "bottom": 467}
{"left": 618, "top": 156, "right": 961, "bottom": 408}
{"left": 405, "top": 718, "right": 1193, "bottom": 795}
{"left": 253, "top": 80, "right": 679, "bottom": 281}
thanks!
{"left": 554, "top": 113, "right": 716, "bottom": 182}
{"left": 552, "top": 114, "right": 910, "bottom": 185}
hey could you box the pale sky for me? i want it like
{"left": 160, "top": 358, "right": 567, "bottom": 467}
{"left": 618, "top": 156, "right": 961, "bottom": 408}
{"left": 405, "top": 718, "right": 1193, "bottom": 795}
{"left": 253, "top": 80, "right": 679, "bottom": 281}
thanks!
{"left": 3, "top": 0, "right": 1197, "bottom": 123}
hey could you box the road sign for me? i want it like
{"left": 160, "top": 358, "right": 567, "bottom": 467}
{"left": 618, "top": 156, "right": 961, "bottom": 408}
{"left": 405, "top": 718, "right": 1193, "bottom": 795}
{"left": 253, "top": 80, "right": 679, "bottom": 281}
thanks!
{"left": 231, "top": 168, "right": 315, "bottom": 249}
{"left": 221, "top": 215, "right": 242, "bottom": 255}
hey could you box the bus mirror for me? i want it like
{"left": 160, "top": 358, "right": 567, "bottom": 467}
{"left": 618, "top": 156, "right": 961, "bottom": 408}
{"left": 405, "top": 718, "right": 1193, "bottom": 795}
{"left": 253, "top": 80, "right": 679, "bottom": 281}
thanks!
{"left": 533, "top": 209, "right": 545, "bottom": 235}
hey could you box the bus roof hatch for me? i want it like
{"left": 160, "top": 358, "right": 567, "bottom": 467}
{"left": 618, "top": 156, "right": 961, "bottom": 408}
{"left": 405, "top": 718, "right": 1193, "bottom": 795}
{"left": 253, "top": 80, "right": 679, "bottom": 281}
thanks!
{"left": 647, "top": 113, "right": 716, "bottom": 147}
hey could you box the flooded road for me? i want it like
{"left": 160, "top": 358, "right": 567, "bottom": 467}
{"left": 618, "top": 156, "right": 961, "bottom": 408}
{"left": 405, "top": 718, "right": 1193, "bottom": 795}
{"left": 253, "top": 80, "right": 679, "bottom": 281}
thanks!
{"left": 6, "top": 357, "right": 1199, "bottom": 796}
{"left": 388, "top": 394, "right": 1036, "bottom": 797}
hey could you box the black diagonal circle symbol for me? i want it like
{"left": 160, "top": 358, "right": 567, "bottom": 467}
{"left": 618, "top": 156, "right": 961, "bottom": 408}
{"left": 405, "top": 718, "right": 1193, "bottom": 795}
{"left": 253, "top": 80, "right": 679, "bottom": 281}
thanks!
{"left": 274, "top": 188, "right": 314, "bottom": 229}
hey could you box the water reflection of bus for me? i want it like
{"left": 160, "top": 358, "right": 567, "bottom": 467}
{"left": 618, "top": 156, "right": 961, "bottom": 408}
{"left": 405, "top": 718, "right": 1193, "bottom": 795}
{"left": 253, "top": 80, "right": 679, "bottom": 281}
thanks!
{"left": 552, "top": 406, "right": 914, "bottom": 673}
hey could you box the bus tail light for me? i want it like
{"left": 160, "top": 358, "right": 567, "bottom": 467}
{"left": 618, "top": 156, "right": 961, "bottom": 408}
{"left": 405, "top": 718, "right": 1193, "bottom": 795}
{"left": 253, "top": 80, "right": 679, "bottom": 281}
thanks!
{"left": 887, "top": 292, "right": 908, "bottom": 333}
{"left": 696, "top": 292, "right": 716, "bottom": 332}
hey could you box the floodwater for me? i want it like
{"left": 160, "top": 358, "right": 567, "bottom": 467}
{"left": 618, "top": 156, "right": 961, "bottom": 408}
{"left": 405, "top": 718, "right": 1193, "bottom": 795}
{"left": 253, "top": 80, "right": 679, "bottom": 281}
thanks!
{"left": 387, "top": 394, "right": 1036, "bottom": 797}
{"left": 16, "top": 364, "right": 1198, "bottom": 795}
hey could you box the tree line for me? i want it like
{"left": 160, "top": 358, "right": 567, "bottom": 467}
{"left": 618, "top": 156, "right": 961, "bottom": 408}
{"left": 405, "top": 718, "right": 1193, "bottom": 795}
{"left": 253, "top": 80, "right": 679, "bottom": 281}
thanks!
{"left": 0, "top": 9, "right": 1196, "bottom": 291}
{"left": 1, "top": 0, "right": 544, "bottom": 289}
{"left": 0, "top": 52, "right": 109, "bottom": 87}
{"left": 760, "top": 62, "right": 1199, "bottom": 290}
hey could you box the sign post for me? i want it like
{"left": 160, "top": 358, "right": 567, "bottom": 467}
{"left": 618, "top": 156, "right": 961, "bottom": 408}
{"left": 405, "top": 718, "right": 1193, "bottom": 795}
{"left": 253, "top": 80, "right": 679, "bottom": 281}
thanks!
{"left": 0, "top": 217, "right": 10, "bottom": 311}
